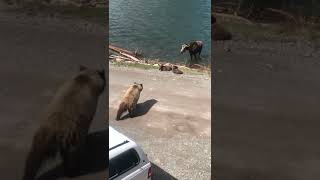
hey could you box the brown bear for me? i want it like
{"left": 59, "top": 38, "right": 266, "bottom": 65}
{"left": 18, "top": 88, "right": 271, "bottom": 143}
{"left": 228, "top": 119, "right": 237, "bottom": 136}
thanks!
{"left": 172, "top": 65, "right": 183, "bottom": 74}
{"left": 116, "top": 82, "right": 143, "bottom": 120}
{"left": 22, "top": 65, "right": 105, "bottom": 180}
{"left": 159, "top": 63, "right": 173, "bottom": 71}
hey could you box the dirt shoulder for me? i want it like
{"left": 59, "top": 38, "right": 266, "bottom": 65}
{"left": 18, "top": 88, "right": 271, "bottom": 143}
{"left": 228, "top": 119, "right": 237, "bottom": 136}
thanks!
{"left": 108, "top": 64, "right": 211, "bottom": 179}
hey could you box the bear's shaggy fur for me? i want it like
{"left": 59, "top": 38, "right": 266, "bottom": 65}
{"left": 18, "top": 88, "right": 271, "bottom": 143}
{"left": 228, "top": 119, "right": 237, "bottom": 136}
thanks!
{"left": 172, "top": 65, "right": 183, "bottom": 74}
{"left": 159, "top": 63, "right": 173, "bottom": 71}
{"left": 116, "top": 82, "right": 143, "bottom": 120}
{"left": 22, "top": 65, "right": 105, "bottom": 180}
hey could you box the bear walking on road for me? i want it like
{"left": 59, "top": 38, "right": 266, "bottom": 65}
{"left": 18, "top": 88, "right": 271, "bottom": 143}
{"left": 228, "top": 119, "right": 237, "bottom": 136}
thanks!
{"left": 116, "top": 82, "right": 143, "bottom": 120}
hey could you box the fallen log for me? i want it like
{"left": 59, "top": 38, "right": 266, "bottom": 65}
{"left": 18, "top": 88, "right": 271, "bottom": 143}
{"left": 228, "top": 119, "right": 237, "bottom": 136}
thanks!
{"left": 119, "top": 52, "right": 140, "bottom": 62}
{"left": 109, "top": 45, "right": 136, "bottom": 56}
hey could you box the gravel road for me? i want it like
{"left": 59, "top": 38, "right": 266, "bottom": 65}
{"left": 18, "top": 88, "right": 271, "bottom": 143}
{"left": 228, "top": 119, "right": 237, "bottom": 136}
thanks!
{"left": 108, "top": 65, "right": 212, "bottom": 180}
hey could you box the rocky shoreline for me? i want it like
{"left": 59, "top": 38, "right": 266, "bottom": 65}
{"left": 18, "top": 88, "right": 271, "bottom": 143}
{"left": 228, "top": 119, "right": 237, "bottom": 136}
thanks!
{"left": 108, "top": 45, "right": 211, "bottom": 75}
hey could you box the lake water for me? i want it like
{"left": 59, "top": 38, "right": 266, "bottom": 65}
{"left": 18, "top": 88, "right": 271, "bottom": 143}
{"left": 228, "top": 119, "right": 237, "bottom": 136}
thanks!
{"left": 109, "top": 0, "right": 211, "bottom": 65}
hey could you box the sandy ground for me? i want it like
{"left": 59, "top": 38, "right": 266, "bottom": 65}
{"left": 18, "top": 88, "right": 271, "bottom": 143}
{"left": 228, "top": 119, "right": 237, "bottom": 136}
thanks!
{"left": 108, "top": 65, "right": 211, "bottom": 180}
{"left": 213, "top": 39, "right": 320, "bottom": 180}
{"left": 0, "top": 8, "right": 107, "bottom": 180}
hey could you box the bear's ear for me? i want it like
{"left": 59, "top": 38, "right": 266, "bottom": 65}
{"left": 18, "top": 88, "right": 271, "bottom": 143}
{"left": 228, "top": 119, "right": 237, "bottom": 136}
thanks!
{"left": 79, "top": 65, "right": 88, "bottom": 71}
{"left": 140, "top": 83, "right": 143, "bottom": 89}
{"left": 98, "top": 69, "right": 105, "bottom": 80}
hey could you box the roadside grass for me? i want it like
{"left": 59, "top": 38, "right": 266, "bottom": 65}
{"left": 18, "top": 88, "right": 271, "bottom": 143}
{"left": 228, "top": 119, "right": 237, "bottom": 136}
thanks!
{"left": 111, "top": 61, "right": 159, "bottom": 70}
{"left": 219, "top": 17, "right": 320, "bottom": 43}
{"left": 110, "top": 61, "right": 211, "bottom": 76}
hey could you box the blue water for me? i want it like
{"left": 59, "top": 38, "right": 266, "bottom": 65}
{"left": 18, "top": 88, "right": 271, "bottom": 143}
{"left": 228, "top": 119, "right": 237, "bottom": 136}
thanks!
{"left": 109, "top": 0, "right": 211, "bottom": 64}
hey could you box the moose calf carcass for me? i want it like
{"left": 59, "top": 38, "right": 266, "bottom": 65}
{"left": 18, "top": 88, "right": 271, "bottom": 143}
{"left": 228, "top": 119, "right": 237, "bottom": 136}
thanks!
{"left": 180, "top": 41, "right": 203, "bottom": 67}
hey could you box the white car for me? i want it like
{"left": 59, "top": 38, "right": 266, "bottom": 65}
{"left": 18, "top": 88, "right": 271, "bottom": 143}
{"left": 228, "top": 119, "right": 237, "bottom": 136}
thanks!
{"left": 109, "top": 126, "right": 152, "bottom": 180}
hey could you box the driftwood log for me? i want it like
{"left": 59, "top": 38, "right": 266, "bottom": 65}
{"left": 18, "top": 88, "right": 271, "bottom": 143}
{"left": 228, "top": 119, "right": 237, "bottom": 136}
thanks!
{"left": 109, "top": 44, "right": 141, "bottom": 62}
{"left": 109, "top": 44, "right": 143, "bottom": 57}
{"left": 109, "top": 45, "right": 136, "bottom": 56}
{"left": 119, "top": 52, "right": 140, "bottom": 62}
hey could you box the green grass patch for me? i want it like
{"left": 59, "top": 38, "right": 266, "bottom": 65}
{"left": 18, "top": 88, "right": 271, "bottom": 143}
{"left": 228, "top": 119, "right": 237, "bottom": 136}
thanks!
{"left": 110, "top": 61, "right": 210, "bottom": 76}
{"left": 111, "top": 61, "right": 159, "bottom": 70}
{"left": 220, "top": 18, "right": 320, "bottom": 43}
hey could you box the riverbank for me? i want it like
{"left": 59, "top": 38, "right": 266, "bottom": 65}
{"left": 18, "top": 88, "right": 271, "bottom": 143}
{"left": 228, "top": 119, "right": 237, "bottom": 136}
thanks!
{"left": 109, "top": 44, "right": 211, "bottom": 76}
{"left": 109, "top": 59, "right": 211, "bottom": 76}
{"left": 110, "top": 61, "right": 211, "bottom": 77}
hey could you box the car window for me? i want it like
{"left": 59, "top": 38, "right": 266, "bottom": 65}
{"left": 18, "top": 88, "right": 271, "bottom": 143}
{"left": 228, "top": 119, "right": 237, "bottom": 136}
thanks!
{"left": 109, "top": 148, "right": 140, "bottom": 179}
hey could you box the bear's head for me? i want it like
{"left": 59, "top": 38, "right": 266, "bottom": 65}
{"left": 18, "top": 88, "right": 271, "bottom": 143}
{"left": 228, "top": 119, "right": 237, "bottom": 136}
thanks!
{"left": 75, "top": 65, "right": 106, "bottom": 94}
{"left": 133, "top": 82, "right": 143, "bottom": 91}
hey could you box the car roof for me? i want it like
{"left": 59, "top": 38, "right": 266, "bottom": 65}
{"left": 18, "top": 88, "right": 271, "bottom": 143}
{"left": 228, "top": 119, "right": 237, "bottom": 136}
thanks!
{"left": 109, "top": 126, "right": 138, "bottom": 159}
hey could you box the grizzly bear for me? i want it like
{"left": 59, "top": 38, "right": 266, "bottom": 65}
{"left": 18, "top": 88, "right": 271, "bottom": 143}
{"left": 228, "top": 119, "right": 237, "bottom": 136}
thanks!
{"left": 159, "top": 63, "right": 172, "bottom": 71}
{"left": 116, "top": 82, "right": 143, "bottom": 120}
{"left": 22, "top": 65, "right": 105, "bottom": 180}
{"left": 172, "top": 65, "right": 183, "bottom": 74}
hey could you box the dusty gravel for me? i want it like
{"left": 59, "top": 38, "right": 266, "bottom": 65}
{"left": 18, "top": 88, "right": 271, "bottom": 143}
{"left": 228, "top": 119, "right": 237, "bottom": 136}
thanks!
{"left": 108, "top": 65, "right": 211, "bottom": 180}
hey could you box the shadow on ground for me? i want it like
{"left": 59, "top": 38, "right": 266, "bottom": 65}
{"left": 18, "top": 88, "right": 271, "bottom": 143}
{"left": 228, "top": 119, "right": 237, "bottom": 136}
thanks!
{"left": 151, "top": 163, "right": 178, "bottom": 180}
{"left": 120, "top": 99, "right": 158, "bottom": 120}
{"left": 37, "top": 129, "right": 108, "bottom": 180}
